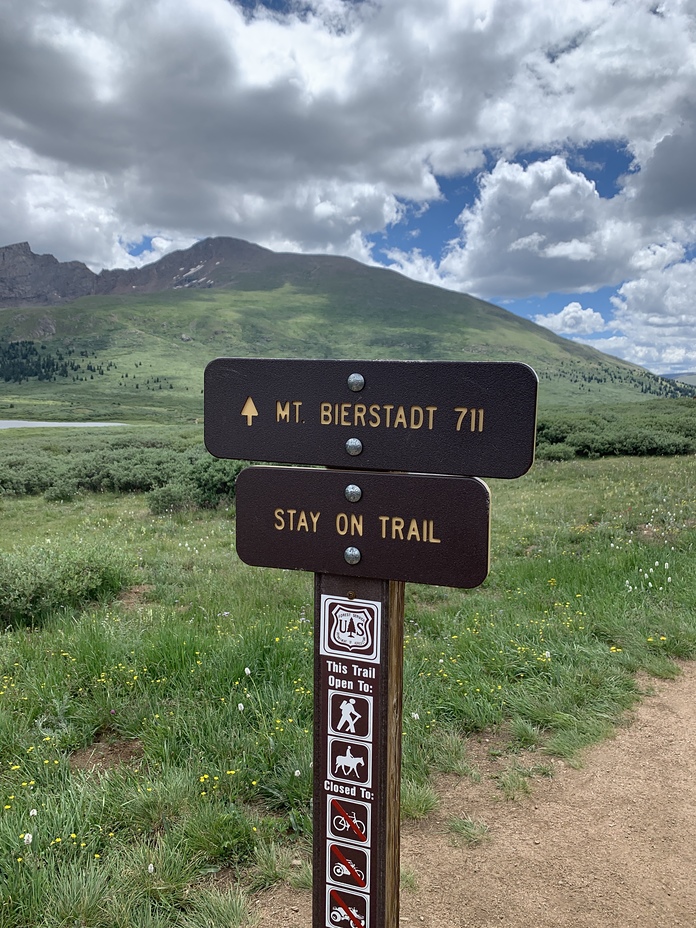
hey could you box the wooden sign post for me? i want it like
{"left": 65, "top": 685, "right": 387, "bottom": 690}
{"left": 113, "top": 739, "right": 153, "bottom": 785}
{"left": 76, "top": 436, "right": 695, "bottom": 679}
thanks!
{"left": 314, "top": 574, "right": 403, "bottom": 928}
{"left": 204, "top": 357, "right": 538, "bottom": 928}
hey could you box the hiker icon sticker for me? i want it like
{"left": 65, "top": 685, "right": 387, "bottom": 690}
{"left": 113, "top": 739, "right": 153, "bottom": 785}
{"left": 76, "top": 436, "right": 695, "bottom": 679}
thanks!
{"left": 328, "top": 692, "right": 373, "bottom": 741}
{"left": 320, "top": 596, "right": 381, "bottom": 662}
{"left": 327, "top": 738, "right": 372, "bottom": 788}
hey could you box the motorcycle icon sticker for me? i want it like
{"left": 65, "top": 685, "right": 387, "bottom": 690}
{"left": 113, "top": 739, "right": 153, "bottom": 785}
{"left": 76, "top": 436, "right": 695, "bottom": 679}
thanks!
{"left": 327, "top": 842, "right": 370, "bottom": 892}
{"left": 328, "top": 738, "right": 372, "bottom": 788}
{"left": 320, "top": 596, "right": 381, "bottom": 662}
{"left": 329, "top": 692, "right": 373, "bottom": 741}
{"left": 327, "top": 797, "right": 371, "bottom": 846}
{"left": 326, "top": 887, "right": 369, "bottom": 928}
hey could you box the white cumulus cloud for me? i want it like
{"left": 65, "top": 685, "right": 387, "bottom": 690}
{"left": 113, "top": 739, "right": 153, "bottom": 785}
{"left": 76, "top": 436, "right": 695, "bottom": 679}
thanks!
{"left": 534, "top": 301, "right": 608, "bottom": 336}
{"left": 392, "top": 156, "right": 642, "bottom": 298}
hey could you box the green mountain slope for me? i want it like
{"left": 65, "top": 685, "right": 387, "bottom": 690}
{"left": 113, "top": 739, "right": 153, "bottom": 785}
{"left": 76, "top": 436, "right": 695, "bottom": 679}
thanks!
{"left": 0, "top": 238, "right": 692, "bottom": 423}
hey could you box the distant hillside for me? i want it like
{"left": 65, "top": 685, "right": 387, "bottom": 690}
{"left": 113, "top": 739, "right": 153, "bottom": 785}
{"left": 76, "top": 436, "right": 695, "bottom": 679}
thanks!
{"left": 1, "top": 237, "right": 694, "bottom": 423}
{"left": 664, "top": 372, "right": 696, "bottom": 387}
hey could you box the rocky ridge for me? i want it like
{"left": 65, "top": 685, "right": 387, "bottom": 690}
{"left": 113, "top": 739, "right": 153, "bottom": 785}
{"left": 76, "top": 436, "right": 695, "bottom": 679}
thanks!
{"left": 0, "top": 237, "right": 294, "bottom": 308}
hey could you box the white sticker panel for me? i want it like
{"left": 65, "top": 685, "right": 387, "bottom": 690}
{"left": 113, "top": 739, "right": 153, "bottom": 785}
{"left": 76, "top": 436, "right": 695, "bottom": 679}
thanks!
{"left": 320, "top": 595, "right": 381, "bottom": 662}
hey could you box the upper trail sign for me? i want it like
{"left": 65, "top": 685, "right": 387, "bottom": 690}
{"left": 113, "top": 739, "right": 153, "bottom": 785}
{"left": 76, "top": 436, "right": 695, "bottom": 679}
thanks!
{"left": 204, "top": 358, "right": 538, "bottom": 479}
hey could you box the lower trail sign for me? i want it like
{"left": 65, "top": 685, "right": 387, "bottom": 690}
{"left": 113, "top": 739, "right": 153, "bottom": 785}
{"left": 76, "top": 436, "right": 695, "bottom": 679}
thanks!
{"left": 204, "top": 357, "right": 538, "bottom": 928}
{"left": 235, "top": 466, "right": 490, "bottom": 588}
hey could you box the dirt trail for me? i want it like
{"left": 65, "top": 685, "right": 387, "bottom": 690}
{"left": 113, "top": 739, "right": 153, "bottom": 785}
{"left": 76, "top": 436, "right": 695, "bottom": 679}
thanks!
{"left": 255, "top": 663, "right": 696, "bottom": 927}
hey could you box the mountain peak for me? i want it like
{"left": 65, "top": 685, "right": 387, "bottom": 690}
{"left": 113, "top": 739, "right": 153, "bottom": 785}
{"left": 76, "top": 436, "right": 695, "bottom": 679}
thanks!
{"left": 0, "top": 236, "right": 372, "bottom": 307}
{"left": 0, "top": 241, "right": 95, "bottom": 306}
{"left": 0, "top": 241, "right": 33, "bottom": 256}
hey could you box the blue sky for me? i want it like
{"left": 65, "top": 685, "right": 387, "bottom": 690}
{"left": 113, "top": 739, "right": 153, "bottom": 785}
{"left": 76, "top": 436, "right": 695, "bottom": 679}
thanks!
{"left": 1, "top": 0, "right": 695, "bottom": 374}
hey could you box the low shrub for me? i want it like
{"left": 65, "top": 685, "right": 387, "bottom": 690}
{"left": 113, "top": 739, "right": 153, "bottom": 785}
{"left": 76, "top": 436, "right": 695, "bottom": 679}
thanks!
{"left": 0, "top": 435, "right": 245, "bottom": 510}
{"left": 189, "top": 456, "right": 244, "bottom": 509}
{"left": 44, "top": 477, "right": 80, "bottom": 502}
{"left": 147, "top": 480, "right": 197, "bottom": 515}
{"left": 536, "top": 441, "right": 576, "bottom": 461}
{"left": 0, "top": 539, "right": 134, "bottom": 627}
{"left": 536, "top": 398, "right": 696, "bottom": 461}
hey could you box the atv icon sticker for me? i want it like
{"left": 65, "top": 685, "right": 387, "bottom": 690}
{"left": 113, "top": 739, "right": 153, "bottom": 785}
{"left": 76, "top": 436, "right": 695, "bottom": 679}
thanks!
{"left": 326, "top": 887, "right": 369, "bottom": 928}
{"left": 320, "top": 596, "right": 381, "bottom": 662}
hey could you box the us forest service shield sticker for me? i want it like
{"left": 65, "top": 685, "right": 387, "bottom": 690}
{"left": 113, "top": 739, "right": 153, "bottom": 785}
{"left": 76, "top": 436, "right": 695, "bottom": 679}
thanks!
{"left": 320, "top": 596, "right": 381, "bottom": 662}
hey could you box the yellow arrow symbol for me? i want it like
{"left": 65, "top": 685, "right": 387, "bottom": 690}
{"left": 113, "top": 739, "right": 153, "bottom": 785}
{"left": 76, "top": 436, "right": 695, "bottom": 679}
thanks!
{"left": 241, "top": 396, "right": 259, "bottom": 426}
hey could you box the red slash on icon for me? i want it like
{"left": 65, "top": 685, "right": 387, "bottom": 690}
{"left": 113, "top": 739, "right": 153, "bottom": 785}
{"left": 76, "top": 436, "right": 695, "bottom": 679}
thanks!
{"left": 328, "top": 842, "right": 369, "bottom": 890}
{"left": 330, "top": 798, "right": 368, "bottom": 843}
{"left": 328, "top": 888, "right": 368, "bottom": 927}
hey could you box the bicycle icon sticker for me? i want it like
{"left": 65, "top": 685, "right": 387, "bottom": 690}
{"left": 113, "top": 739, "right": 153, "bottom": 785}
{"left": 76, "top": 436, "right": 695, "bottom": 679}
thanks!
{"left": 327, "top": 797, "right": 371, "bottom": 846}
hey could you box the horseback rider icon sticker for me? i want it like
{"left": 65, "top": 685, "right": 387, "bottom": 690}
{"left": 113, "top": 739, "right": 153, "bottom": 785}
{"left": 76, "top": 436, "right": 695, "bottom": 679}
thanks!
{"left": 320, "top": 595, "right": 381, "bottom": 662}
{"left": 328, "top": 738, "right": 372, "bottom": 788}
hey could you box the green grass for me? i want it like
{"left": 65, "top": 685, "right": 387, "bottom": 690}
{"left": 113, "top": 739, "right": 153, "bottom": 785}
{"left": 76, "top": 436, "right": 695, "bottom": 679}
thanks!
{"left": 400, "top": 780, "right": 440, "bottom": 821}
{"left": 1, "top": 440, "right": 696, "bottom": 924}
{"left": 447, "top": 815, "right": 491, "bottom": 847}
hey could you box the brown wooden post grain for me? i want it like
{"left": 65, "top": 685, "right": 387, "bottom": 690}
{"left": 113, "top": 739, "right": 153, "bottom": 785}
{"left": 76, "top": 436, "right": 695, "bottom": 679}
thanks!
{"left": 383, "top": 580, "right": 404, "bottom": 928}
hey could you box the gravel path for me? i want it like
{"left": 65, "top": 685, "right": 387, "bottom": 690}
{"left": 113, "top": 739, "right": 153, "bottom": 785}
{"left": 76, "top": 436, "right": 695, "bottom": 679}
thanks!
{"left": 254, "top": 662, "right": 696, "bottom": 927}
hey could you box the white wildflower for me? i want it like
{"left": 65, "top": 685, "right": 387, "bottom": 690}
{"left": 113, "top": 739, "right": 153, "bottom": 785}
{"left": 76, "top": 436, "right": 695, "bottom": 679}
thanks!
{"left": 245, "top": 667, "right": 251, "bottom": 676}
{"left": 238, "top": 703, "right": 244, "bottom": 712}
{"left": 411, "top": 712, "right": 420, "bottom": 720}
{"left": 148, "top": 863, "right": 154, "bottom": 874}
{"left": 23, "top": 833, "right": 32, "bottom": 845}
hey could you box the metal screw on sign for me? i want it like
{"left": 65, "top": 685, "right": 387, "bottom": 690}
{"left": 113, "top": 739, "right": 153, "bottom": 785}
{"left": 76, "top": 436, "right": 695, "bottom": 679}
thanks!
{"left": 347, "top": 373, "right": 365, "bottom": 392}
{"left": 344, "top": 546, "right": 361, "bottom": 565}
{"left": 345, "top": 438, "right": 363, "bottom": 456}
{"left": 345, "top": 484, "right": 362, "bottom": 503}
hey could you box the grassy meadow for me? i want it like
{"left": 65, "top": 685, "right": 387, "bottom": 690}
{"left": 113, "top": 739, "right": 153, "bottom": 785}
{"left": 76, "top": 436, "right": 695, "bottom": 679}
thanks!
{"left": 1, "top": 424, "right": 695, "bottom": 925}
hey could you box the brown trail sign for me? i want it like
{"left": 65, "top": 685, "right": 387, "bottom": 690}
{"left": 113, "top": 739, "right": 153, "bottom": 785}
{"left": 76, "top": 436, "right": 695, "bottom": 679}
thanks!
{"left": 204, "top": 357, "right": 538, "bottom": 479}
{"left": 204, "top": 357, "right": 538, "bottom": 928}
{"left": 235, "top": 466, "right": 490, "bottom": 588}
